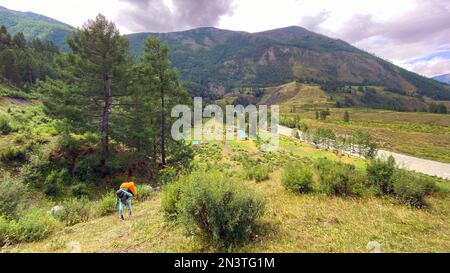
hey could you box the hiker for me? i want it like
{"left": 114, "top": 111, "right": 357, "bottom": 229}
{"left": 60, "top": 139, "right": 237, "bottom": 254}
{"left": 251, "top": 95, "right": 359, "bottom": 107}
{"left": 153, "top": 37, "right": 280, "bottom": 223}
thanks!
{"left": 116, "top": 180, "right": 137, "bottom": 221}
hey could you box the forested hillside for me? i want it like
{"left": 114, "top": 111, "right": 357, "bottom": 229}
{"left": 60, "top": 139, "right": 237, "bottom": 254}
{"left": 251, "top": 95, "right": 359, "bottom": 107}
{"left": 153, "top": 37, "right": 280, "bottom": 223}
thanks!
{"left": 0, "top": 6, "right": 73, "bottom": 50}
{"left": 128, "top": 26, "right": 450, "bottom": 102}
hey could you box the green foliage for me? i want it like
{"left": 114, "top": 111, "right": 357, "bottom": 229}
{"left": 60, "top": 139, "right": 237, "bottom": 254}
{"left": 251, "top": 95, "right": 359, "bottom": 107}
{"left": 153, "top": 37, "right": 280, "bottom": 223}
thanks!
{"left": 366, "top": 156, "right": 396, "bottom": 195}
{"left": 97, "top": 192, "right": 117, "bottom": 216}
{"left": 428, "top": 102, "right": 448, "bottom": 114}
{"left": 0, "top": 215, "right": 13, "bottom": 246}
{"left": 282, "top": 164, "right": 313, "bottom": 193}
{"left": 351, "top": 130, "right": 378, "bottom": 159}
{"left": 13, "top": 208, "right": 59, "bottom": 243}
{"left": 343, "top": 111, "right": 350, "bottom": 123}
{"left": 169, "top": 171, "right": 266, "bottom": 247}
{"left": 0, "top": 114, "right": 13, "bottom": 134}
{"left": 136, "top": 185, "right": 154, "bottom": 202}
{"left": 0, "top": 4, "right": 73, "bottom": 48}
{"left": 74, "top": 154, "right": 102, "bottom": 183}
{"left": 157, "top": 166, "right": 179, "bottom": 185}
{"left": 315, "top": 159, "right": 359, "bottom": 196}
{"left": 393, "top": 171, "right": 434, "bottom": 208}
{"left": 0, "top": 174, "right": 27, "bottom": 219}
{"left": 44, "top": 169, "right": 69, "bottom": 197}
{"left": 55, "top": 198, "right": 92, "bottom": 226}
{"left": 0, "top": 146, "right": 27, "bottom": 165}
{"left": 71, "top": 183, "right": 89, "bottom": 198}
{"left": 161, "top": 178, "right": 185, "bottom": 218}
{"left": 245, "top": 164, "right": 270, "bottom": 182}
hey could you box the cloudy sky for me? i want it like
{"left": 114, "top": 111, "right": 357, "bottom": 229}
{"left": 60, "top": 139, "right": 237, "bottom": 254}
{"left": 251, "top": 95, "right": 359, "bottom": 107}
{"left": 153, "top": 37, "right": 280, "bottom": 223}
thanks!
{"left": 1, "top": 0, "right": 449, "bottom": 77}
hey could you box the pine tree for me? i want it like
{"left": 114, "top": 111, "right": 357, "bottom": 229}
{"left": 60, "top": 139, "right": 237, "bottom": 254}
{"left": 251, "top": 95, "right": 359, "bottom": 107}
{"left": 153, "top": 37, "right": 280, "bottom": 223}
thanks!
{"left": 12, "top": 32, "right": 26, "bottom": 48}
{"left": 44, "top": 14, "right": 129, "bottom": 166}
{"left": 141, "top": 36, "right": 187, "bottom": 166}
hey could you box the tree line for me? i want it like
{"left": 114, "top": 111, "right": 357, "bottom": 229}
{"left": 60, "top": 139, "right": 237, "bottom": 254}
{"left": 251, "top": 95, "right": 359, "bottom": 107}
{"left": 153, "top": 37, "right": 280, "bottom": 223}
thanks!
{"left": 281, "top": 115, "right": 378, "bottom": 159}
{"left": 0, "top": 26, "right": 59, "bottom": 90}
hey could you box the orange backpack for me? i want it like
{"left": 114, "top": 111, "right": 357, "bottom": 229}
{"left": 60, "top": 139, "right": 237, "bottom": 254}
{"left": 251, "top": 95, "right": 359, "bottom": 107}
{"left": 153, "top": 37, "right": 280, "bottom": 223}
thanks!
{"left": 120, "top": 182, "right": 137, "bottom": 197}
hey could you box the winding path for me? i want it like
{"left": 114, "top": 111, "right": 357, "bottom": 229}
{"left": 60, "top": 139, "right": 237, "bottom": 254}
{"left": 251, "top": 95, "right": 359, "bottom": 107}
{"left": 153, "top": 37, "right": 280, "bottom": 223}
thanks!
{"left": 278, "top": 125, "right": 450, "bottom": 180}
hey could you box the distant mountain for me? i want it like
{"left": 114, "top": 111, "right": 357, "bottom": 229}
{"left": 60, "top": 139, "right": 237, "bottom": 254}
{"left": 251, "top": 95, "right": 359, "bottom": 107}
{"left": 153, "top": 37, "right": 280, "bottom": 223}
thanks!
{"left": 0, "top": 5, "right": 74, "bottom": 50}
{"left": 1, "top": 5, "right": 450, "bottom": 106}
{"left": 128, "top": 26, "right": 450, "bottom": 101}
{"left": 433, "top": 74, "right": 450, "bottom": 85}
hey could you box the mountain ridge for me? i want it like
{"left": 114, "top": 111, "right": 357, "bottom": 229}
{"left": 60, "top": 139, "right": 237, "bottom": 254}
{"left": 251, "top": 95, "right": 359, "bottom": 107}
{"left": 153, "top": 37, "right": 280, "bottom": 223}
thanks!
{"left": 433, "top": 74, "right": 450, "bottom": 85}
{"left": 0, "top": 5, "right": 74, "bottom": 50}
{"left": 1, "top": 5, "right": 450, "bottom": 106}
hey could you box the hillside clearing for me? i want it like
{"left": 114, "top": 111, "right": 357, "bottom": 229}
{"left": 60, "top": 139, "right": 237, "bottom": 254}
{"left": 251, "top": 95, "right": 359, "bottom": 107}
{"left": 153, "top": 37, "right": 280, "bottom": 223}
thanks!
{"left": 6, "top": 139, "right": 450, "bottom": 253}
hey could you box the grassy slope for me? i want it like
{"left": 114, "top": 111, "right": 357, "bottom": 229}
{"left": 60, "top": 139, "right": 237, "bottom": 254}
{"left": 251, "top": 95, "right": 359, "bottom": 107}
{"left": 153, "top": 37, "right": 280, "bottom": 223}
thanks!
{"left": 8, "top": 137, "right": 450, "bottom": 253}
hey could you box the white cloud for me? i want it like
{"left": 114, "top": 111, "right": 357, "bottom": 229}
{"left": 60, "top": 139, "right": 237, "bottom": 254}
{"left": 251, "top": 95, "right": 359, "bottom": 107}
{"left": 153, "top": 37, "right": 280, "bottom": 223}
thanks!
{"left": 400, "top": 57, "right": 450, "bottom": 78}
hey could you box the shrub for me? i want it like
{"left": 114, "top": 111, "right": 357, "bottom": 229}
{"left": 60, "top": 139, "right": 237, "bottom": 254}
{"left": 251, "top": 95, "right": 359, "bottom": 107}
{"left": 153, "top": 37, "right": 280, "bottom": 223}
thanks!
{"left": 366, "top": 156, "right": 396, "bottom": 195}
{"left": 282, "top": 164, "right": 313, "bottom": 193}
{"left": 0, "top": 174, "right": 27, "bottom": 219}
{"left": 97, "top": 192, "right": 117, "bottom": 216}
{"left": 74, "top": 154, "right": 102, "bottom": 183}
{"left": 245, "top": 165, "right": 270, "bottom": 182}
{"left": 161, "top": 178, "right": 185, "bottom": 217}
{"left": 393, "top": 171, "right": 436, "bottom": 208}
{"left": 13, "top": 209, "right": 59, "bottom": 243}
{"left": 136, "top": 185, "right": 154, "bottom": 202}
{"left": 0, "top": 115, "right": 13, "bottom": 135}
{"left": 0, "top": 146, "right": 27, "bottom": 165}
{"left": 72, "top": 184, "right": 89, "bottom": 198}
{"left": 44, "top": 169, "right": 69, "bottom": 197}
{"left": 157, "top": 166, "right": 179, "bottom": 185}
{"left": 175, "top": 171, "right": 266, "bottom": 246}
{"left": 315, "top": 159, "right": 358, "bottom": 196}
{"left": 0, "top": 216, "right": 13, "bottom": 246}
{"left": 56, "top": 198, "right": 92, "bottom": 226}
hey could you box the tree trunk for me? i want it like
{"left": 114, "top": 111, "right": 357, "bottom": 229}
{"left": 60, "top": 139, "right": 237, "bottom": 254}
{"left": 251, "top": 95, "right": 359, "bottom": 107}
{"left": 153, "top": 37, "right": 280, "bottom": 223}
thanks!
{"left": 160, "top": 82, "right": 166, "bottom": 166}
{"left": 101, "top": 73, "right": 112, "bottom": 166}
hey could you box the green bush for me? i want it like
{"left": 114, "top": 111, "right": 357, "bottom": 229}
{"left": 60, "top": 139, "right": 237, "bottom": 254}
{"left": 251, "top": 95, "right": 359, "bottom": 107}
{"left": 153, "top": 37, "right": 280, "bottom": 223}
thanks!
{"left": 0, "top": 146, "right": 27, "bottom": 165}
{"left": 174, "top": 171, "right": 266, "bottom": 246}
{"left": 0, "top": 174, "right": 27, "bottom": 219}
{"left": 245, "top": 165, "right": 270, "bottom": 182}
{"left": 366, "top": 156, "right": 396, "bottom": 195}
{"left": 0, "top": 216, "right": 14, "bottom": 246}
{"left": 136, "top": 185, "right": 154, "bottom": 202}
{"left": 74, "top": 154, "right": 102, "bottom": 183}
{"left": 282, "top": 164, "right": 313, "bottom": 193}
{"left": 161, "top": 178, "right": 185, "bottom": 217}
{"left": 44, "top": 169, "right": 69, "bottom": 197}
{"left": 315, "top": 159, "right": 358, "bottom": 196}
{"left": 0, "top": 115, "right": 13, "bottom": 135}
{"left": 56, "top": 198, "right": 92, "bottom": 226}
{"left": 72, "top": 184, "right": 89, "bottom": 198}
{"left": 393, "top": 171, "right": 436, "bottom": 208}
{"left": 13, "top": 209, "right": 59, "bottom": 243}
{"left": 157, "top": 166, "right": 179, "bottom": 185}
{"left": 97, "top": 192, "right": 117, "bottom": 216}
